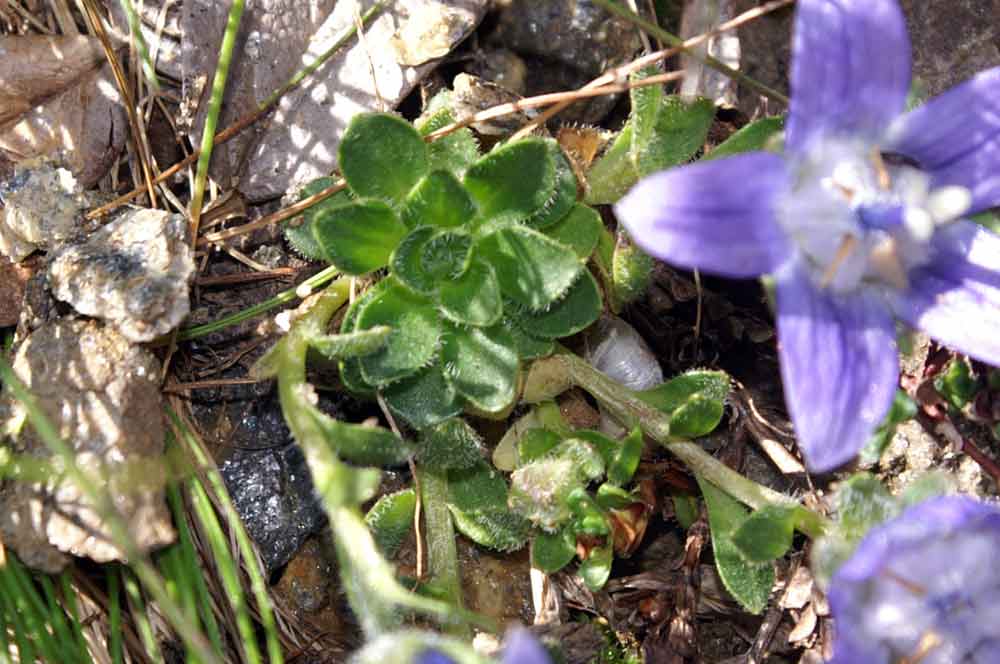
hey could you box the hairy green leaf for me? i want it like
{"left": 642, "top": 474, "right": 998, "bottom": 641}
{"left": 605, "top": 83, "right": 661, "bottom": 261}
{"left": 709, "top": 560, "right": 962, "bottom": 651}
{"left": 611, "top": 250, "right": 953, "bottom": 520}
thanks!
{"left": 634, "top": 96, "right": 714, "bottom": 175}
{"left": 532, "top": 528, "right": 577, "bottom": 573}
{"left": 401, "top": 170, "right": 476, "bottom": 229}
{"left": 607, "top": 426, "right": 643, "bottom": 487}
{"left": 416, "top": 92, "right": 481, "bottom": 178}
{"left": 543, "top": 203, "right": 603, "bottom": 259}
{"left": 437, "top": 259, "right": 502, "bottom": 327}
{"left": 447, "top": 460, "right": 529, "bottom": 551}
{"left": 313, "top": 411, "right": 413, "bottom": 466}
{"left": 383, "top": 364, "right": 462, "bottom": 430}
{"left": 339, "top": 113, "right": 428, "bottom": 204}
{"left": 309, "top": 326, "right": 392, "bottom": 360}
{"left": 464, "top": 139, "right": 555, "bottom": 224}
{"left": 417, "top": 418, "right": 485, "bottom": 471}
{"left": 567, "top": 487, "right": 609, "bottom": 536}
{"left": 477, "top": 225, "right": 583, "bottom": 311}
{"left": 365, "top": 489, "right": 416, "bottom": 558}
{"left": 730, "top": 505, "right": 798, "bottom": 564}
{"left": 357, "top": 280, "right": 442, "bottom": 385}
{"left": 504, "top": 314, "right": 555, "bottom": 360}
{"left": 441, "top": 323, "right": 519, "bottom": 414}
{"left": 525, "top": 142, "right": 579, "bottom": 229}
{"left": 509, "top": 457, "right": 580, "bottom": 531}
{"left": 578, "top": 543, "right": 613, "bottom": 591}
{"left": 312, "top": 200, "right": 408, "bottom": 275}
{"left": 515, "top": 271, "right": 602, "bottom": 340}
{"left": 638, "top": 369, "right": 730, "bottom": 437}
{"left": 517, "top": 428, "right": 563, "bottom": 465}
{"left": 284, "top": 177, "right": 352, "bottom": 260}
{"left": 698, "top": 478, "right": 773, "bottom": 614}
{"left": 629, "top": 66, "right": 664, "bottom": 161}
{"left": 707, "top": 116, "right": 785, "bottom": 160}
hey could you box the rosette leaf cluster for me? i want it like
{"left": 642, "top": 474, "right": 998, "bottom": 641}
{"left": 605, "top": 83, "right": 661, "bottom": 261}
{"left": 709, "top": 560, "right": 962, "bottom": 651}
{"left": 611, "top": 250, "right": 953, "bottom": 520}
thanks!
{"left": 289, "top": 106, "right": 604, "bottom": 428}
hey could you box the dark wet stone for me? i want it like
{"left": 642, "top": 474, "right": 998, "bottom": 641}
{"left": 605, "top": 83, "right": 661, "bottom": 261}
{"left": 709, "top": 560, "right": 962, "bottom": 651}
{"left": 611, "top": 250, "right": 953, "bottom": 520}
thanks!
{"left": 220, "top": 428, "right": 326, "bottom": 573}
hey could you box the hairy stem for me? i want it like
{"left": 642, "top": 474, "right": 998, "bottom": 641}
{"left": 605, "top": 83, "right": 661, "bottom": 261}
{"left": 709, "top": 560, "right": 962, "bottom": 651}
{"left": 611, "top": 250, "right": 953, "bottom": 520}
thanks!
{"left": 525, "top": 353, "right": 829, "bottom": 538}
{"left": 416, "top": 466, "right": 469, "bottom": 637}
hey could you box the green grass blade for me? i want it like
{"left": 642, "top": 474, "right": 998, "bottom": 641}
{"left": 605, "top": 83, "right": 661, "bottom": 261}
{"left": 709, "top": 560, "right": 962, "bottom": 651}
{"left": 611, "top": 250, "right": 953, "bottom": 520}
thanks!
{"left": 123, "top": 569, "right": 164, "bottom": 664}
{"left": 108, "top": 568, "right": 124, "bottom": 664}
{"left": 116, "top": 0, "right": 161, "bottom": 92}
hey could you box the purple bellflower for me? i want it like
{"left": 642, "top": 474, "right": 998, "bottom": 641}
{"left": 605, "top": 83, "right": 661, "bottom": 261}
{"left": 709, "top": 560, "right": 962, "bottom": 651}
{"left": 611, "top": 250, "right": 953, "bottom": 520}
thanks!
{"left": 615, "top": 0, "right": 1000, "bottom": 471}
{"left": 828, "top": 496, "right": 1000, "bottom": 663}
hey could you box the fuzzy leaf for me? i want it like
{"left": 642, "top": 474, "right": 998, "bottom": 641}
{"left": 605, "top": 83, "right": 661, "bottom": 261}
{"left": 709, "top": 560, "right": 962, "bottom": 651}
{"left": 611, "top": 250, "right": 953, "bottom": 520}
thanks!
{"left": 707, "top": 115, "right": 785, "bottom": 160}
{"left": 284, "top": 177, "right": 352, "bottom": 260}
{"left": 338, "top": 279, "right": 393, "bottom": 397}
{"left": 383, "top": 364, "right": 462, "bottom": 430}
{"left": 611, "top": 233, "right": 654, "bottom": 311}
{"left": 365, "top": 489, "right": 416, "bottom": 558}
{"left": 309, "top": 326, "right": 392, "bottom": 360}
{"left": 607, "top": 426, "right": 643, "bottom": 486}
{"left": 417, "top": 418, "right": 485, "bottom": 471}
{"left": 634, "top": 96, "right": 714, "bottom": 175}
{"left": 437, "top": 259, "right": 503, "bottom": 327}
{"left": 391, "top": 226, "right": 439, "bottom": 295}
{"left": 416, "top": 92, "right": 481, "bottom": 178}
{"left": 698, "top": 478, "right": 773, "bottom": 614}
{"left": 312, "top": 200, "right": 408, "bottom": 275}
{"left": 339, "top": 113, "right": 428, "bottom": 204}
{"left": 834, "top": 473, "right": 899, "bottom": 539}
{"left": 638, "top": 370, "right": 730, "bottom": 437}
{"left": 571, "top": 430, "right": 618, "bottom": 466}
{"left": 629, "top": 66, "right": 664, "bottom": 160}
{"left": 542, "top": 203, "right": 602, "bottom": 259}
{"left": 525, "top": 142, "right": 578, "bottom": 230}
{"left": 313, "top": 411, "right": 413, "bottom": 466}
{"left": 509, "top": 457, "right": 580, "bottom": 531}
{"left": 392, "top": 227, "right": 473, "bottom": 296}
{"left": 532, "top": 528, "right": 577, "bottom": 573}
{"left": 730, "top": 505, "right": 798, "bottom": 564}
{"left": 669, "top": 393, "right": 725, "bottom": 439}
{"left": 567, "top": 488, "right": 610, "bottom": 536}
{"left": 505, "top": 315, "right": 555, "bottom": 360}
{"left": 595, "top": 483, "right": 634, "bottom": 510}
{"left": 401, "top": 170, "right": 476, "bottom": 229}
{"left": 518, "top": 428, "right": 563, "bottom": 465}
{"left": 357, "top": 280, "right": 442, "bottom": 386}
{"left": 557, "top": 438, "right": 606, "bottom": 482}
{"left": 447, "top": 460, "right": 529, "bottom": 551}
{"left": 578, "top": 543, "right": 613, "bottom": 591}
{"left": 585, "top": 124, "right": 635, "bottom": 205}
{"left": 441, "top": 323, "right": 519, "bottom": 413}
{"left": 515, "top": 271, "right": 602, "bottom": 340}
{"left": 464, "top": 139, "right": 555, "bottom": 224}
{"left": 477, "top": 225, "right": 583, "bottom": 311}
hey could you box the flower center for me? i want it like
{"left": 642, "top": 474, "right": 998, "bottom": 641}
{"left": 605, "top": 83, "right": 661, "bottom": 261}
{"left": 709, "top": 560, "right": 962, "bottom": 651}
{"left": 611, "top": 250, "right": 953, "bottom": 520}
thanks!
{"left": 777, "top": 139, "right": 972, "bottom": 294}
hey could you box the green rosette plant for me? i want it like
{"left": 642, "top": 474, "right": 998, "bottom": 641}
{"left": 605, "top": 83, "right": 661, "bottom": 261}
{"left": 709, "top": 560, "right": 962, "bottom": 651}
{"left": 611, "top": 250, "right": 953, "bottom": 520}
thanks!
{"left": 287, "top": 103, "right": 604, "bottom": 428}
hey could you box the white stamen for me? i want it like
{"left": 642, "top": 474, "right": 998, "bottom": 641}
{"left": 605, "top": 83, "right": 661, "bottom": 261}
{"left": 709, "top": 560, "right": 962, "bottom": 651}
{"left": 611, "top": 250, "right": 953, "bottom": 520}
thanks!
{"left": 926, "top": 186, "right": 973, "bottom": 224}
{"left": 903, "top": 207, "right": 934, "bottom": 242}
{"left": 869, "top": 238, "right": 909, "bottom": 291}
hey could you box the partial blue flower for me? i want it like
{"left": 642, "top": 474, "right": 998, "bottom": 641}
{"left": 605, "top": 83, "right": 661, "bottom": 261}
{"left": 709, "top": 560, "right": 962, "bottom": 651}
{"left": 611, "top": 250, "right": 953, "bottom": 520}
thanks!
{"left": 415, "top": 629, "right": 551, "bottom": 664}
{"left": 615, "top": 0, "right": 1000, "bottom": 471}
{"left": 828, "top": 496, "right": 1000, "bottom": 663}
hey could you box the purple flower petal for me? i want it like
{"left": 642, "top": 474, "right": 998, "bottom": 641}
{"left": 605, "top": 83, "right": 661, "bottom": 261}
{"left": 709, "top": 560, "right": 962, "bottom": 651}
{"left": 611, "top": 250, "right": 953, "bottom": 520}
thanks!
{"left": 416, "top": 650, "right": 455, "bottom": 664}
{"left": 501, "top": 629, "right": 550, "bottom": 664}
{"left": 829, "top": 496, "right": 1000, "bottom": 663}
{"left": 614, "top": 153, "right": 791, "bottom": 278}
{"left": 887, "top": 67, "right": 1000, "bottom": 214}
{"left": 775, "top": 262, "right": 898, "bottom": 471}
{"left": 786, "top": 0, "right": 911, "bottom": 153}
{"left": 891, "top": 221, "right": 1000, "bottom": 366}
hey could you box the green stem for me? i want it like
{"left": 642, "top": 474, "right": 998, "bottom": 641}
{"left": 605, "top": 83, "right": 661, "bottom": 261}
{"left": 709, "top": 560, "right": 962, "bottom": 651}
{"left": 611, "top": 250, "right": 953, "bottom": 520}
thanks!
{"left": 416, "top": 466, "right": 468, "bottom": 637}
{"left": 273, "top": 280, "right": 493, "bottom": 636}
{"left": 526, "top": 354, "right": 829, "bottom": 538}
{"left": 190, "top": 0, "right": 246, "bottom": 233}
{"left": 591, "top": 0, "right": 790, "bottom": 106}
{"left": 175, "top": 265, "right": 340, "bottom": 341}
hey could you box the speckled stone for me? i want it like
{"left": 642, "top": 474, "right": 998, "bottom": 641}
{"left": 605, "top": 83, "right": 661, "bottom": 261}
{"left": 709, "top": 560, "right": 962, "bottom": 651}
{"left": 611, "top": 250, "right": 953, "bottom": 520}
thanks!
{"left": 0, "top": 319, "right": 174, "bottom": 572}
{"left": 48, "top": 208, "right": 194, "bottom": 342}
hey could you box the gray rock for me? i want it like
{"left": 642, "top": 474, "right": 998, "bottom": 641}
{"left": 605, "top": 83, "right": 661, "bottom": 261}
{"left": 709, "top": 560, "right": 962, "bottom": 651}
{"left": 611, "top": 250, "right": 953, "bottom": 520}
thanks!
{"left": 0, "top": 319, "right": 175, "bottom": 572}
{"left": 218, "top": 394, "right": 326, "bottom": 572}
{"left": 491, "top": 0, "right": 642, "bottom": 125}
{"left": 48, "top": 208, "right": 194, "bottom": 342}
{"left": 181, "top": 0, "right": 488, "bottom": 202}
{"left": 0, "top": 161, "right": 93, "bottom": 262}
